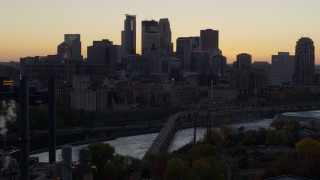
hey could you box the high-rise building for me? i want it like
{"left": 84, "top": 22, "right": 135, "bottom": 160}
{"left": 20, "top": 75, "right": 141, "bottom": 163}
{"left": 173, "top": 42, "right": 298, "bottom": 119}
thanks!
{"left": 200, "top": 29, "right": 219, "bottom": 50}
{"left": 142, "top": 20, "right": 160, "bottom": 57}
{"left": 294, "top": 37, "right": 315, "bottom": 86}
{"left": 87, "top": 39, "right": 121, "bottom": 76}
{"left": 57, "top": 42, "right": 72, "bottom": 58}
{"left": 211, "top": 55, "right": 227, "bottom": 75}
{"left": 64, "top": 34, "right": 81, "bottom": 58}
{"left": 271, "top": 52, "right": 295, "bottom": 86}
{"left": 234, "top": 53, "right": 252, "bottom": 72}
{"left": 159, "top": 18, "right": 173, "bottom": 57}
{"left": 121, "top": 14, "right": 136, "bottom": 55}
{"left": 176, "top": 37, "right": 192, "bottom": 70}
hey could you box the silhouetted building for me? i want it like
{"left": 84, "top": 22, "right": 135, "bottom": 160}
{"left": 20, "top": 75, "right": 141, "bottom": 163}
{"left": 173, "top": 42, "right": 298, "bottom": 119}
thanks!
{"left": 126, "top": 55, "right": 146, "bottom": 79}
{"left": 20, "top": 55, "right": 82, "bottom": 85}
{"left": 64, "top": 34, "right": 81, "bottom": 58}
{"left": 190, "top": 51, "right": 211, "bottom": 73}
{"left": 142, "top": 20, "right": 160, "bottom": 57}
{"left": 159, "top": 18, "right": 173, "bottom": 56}
{"left": 211, "top": 55, "right": 227, "bottom": 75}
{"left": 200, "top": 29, "right": 219, "bottom": 50}
{"left": 176, "top": 37, "right": 201, "bottom": 70}
{"left": 230, "top": 70, "right": 268, "bottom": 98}
{"left": 87, "top": 39, "right": 121, "bottom": 76}
{"left": 271, "top": 52, "right": 295, "bottom": 86}
{"left": 57, "top": 42, "right": 72, "bottom": 58}
{"left": 161, "top": 57, "right": 182, "bottom": 82}
{"left": 234, "top": 53, "right": 252, "bottom": 72}
{"left": 176, "top": 37, "right": 192, "bottom": 70}
{"left": 294, "top": 37, "right": 315, "bottom": 86}
{"left": 121, "top": 14, "right": 136, "bottom": 55}
{"left": 251, "top": 61, "right": 271, "bottom": 84}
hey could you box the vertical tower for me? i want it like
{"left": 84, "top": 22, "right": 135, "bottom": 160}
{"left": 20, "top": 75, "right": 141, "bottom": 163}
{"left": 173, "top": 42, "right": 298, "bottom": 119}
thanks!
{"left": 234, "top": 53, "right": 252, "bottom": 72}
{"left": 271, "top": 52, "right": 295, "bottom": 86}
{"left": 64, "top": 34, "right": 81, "bottom": 58}
{"left": 159, "top": 18, "right": 172, "bottom": 56}
{"left": 141, "top": 20, "right": 160, "bottom": 57}
{"left": 295, "top": 37, "right": 315, "bottom": 86}
{"left": 176, "top": 37, "right": 192, "bottom": 70}
{"left": 200, "top": 29, "right": 219, "bottom": 50}
{"left": 122, "top": 14, "right": 136, "bottom": 55}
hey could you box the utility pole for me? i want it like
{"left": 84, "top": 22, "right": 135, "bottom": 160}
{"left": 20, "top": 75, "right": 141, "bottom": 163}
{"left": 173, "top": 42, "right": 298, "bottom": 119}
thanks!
{"left": 193, "top": 111, "right": 198, "bottom": 145}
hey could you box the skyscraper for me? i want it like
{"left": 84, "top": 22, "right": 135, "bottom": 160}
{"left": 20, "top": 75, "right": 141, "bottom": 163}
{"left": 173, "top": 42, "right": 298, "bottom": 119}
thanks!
{"left": 121, "top": 14, "right": 136, "bottom": 55}
{"left": 200, "top": 29, "right": 219, "bottom": 50}
{"left": 141, "top": 20, "right": 160, "bottom": 57}
{"left": 271, "top": 52, "right": 295, "bottom": 86}
{"left": 159, "top": 18, "right": 172, "bottom": 57}
{"left": 234, "top": 53, "right": 252, "bottom": 72}
{"left": 57, "top": 42, "right": 71, "bottom": 58}
{"left": 176, "top": 37, "right": 192, "bottom": 70}
{"left": 64, "top": 34, "right": 81, "bottom": 58}
{"left": 294, "top": 37, "right": 315, "bottom": 86}
{"left": 87, "top": 39, "right": 121, "bottom": 76}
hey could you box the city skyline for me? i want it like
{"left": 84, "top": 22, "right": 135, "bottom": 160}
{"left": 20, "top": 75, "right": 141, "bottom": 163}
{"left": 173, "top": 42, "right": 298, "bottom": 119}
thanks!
{"left": 1, "top": 0, "right": 320, "bottom": 63}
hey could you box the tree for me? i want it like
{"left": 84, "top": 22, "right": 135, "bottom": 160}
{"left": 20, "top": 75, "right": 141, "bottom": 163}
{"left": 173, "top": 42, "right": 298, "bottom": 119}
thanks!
{"left": 192, "top": 157, "right": 226, "bottom": 180}
{"left": 188, "top": 144, "right": 218, "bottom": 161}
{"left": 266, "top": 129, "right": 281, "bottom": 145}
{"left": 243, "top": 131, "right": 255, "bottom": 145}
{"left": 88, "top": 142, "right": 115, "bottom": 172}
{"left": 219, "top": 124, "right": 234, "bottom": 141}
{"left": 165, "top": 158, "right": 191, "bottom": 180}
{"left": 295, "top": 138, "right": 320, "bottom": 159}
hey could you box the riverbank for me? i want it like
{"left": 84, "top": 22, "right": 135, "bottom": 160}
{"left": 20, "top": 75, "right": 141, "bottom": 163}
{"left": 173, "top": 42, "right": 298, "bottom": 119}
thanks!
{"left": 30, "top": 126, "right": 162, "bottom": 155}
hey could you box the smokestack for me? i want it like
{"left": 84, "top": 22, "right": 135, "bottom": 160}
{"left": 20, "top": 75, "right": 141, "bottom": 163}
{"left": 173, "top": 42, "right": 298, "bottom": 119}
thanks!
{"left": 48, "top": 78, "right": 56, "bottom": 164}
{"left": 20, "top": 77, "right": 29, "bottom": 180}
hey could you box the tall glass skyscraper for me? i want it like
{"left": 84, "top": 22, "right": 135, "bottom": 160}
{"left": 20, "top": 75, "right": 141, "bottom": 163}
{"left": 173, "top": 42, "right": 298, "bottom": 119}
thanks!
{"left": 64, "top": 34, "right": 81, "bottom": 58}
{"left": 121, "top": 14, "right": 136, "bottom": 55}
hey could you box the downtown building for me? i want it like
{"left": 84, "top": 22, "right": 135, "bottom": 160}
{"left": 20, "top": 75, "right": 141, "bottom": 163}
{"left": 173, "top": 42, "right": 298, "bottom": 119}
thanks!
{"left": 176, "top": 37, "right": 202, "bottom": 70}
{"left": 200, "top": 29, "right": 219, "bottom": 50}
{"left": 121, "top": 14, "right": 136, "bottom": 55}
{"left": 87, "top": 39, "right": 121, "bottom": 77}
{"left": 233, "top": 53, "right": 252, "bottom": 72}
{"left": 294, "top": 37, "right": 315, "bottom": 86}
{"left": 271, "top": 52, "right": 295, "bottom": 86}
{"left": 64, "top": 34, "right": 82, "bottom": 58}
{"left": 159, "top": 18, "right": 173, "bottom": 57}
{"left": 141, "top": 20, "right": 160, "bottom": 57}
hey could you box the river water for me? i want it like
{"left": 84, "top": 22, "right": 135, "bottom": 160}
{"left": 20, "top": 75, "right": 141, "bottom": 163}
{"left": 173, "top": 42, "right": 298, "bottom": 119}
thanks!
{"left": 31, "top": 119, "right": 272, "bottom": 162}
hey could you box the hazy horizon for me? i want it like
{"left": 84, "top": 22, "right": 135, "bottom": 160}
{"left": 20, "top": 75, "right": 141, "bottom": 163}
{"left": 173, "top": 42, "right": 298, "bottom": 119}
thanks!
{"left": 1, "top": 0, "right": 319, "bottom": 63}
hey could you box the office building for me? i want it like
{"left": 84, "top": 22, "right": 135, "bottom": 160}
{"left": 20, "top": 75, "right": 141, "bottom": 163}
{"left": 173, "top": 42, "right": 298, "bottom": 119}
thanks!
{"left": 64, "top": 34, "right": 82, "bottom": 58}
{"left": 211, "top": 55, "right": 227, "bottom": 75}
{"left": 271, "top": 52, "right": 295, "bottom": 86}
{"left": 176, "top": 37, "right": 192, "bottom": 70}
{"left": 57, "top": 42, "right": 72, "bottom": 58}
{"left": 121, "top": 14, "right": 136, "bottom": 55}
{"left": 142, "top": 20, "right": 160, "bottom": 57}
{"left": 159, "top": 18, "right": 173, "bottom": 57}
{"left": 87, "top": 39, "right": 121, "bottom": 76}
{"left": 234, "top": 53, "right": 252, "bottom": 72}
{"left": 294, "top": 37, "right": 315, "bottom": 86}
{"left": 200, "top": 29, "right": 219, "bottom": 50}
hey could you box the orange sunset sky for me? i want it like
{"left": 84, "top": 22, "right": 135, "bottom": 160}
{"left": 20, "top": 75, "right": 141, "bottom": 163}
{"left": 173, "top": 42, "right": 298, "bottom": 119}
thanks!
{"left": 1, "top": 0, "right": 319, "bottom": 64}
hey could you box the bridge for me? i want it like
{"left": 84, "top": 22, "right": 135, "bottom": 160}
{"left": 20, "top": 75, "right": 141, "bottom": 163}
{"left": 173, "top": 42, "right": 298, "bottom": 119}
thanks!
{"left": 143, "top": 102, "right": 320, "bottom": 159}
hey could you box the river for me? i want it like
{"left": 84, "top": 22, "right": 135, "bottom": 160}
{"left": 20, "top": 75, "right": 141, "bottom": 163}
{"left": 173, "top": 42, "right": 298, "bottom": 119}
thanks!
{"left": 31, "top": 119, "right": 272, "bottom": 162}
